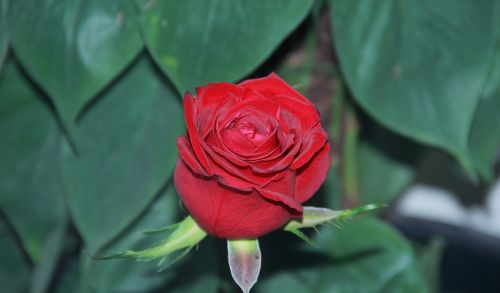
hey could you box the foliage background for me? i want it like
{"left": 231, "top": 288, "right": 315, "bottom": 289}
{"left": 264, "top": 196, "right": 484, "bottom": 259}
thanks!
{"left": 0, "top": 0, "right": 499, "bottom": 292}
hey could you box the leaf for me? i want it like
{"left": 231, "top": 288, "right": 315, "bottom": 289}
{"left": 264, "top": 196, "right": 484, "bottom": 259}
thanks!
{"left": 83, "top": 185, "right": 180, "bottom": 292}
{"left": 62, "top": 55, "right": 185, "bottom": 252}
{"left": 257, "top": 217, "right": 427, "bottom": 293}
{"left": 469, "top": 15, "right": 500, "bottom": 181}
{"left": 0, "top": 59, "right": 66, "bottom": 262}
{"left": 30, "top": 217, "right": 68, "bottom": 293}
{"left": 82, "top": 185, "right": 218, "bottom": 293}
{"left": 415, "top": 237, "right": 445, "bottom": 293}
{"left": 228, "top": 239, "right": 261, "bottom": 293}
{"left": 331, "top": 0, "right": 497, "bottom": 170}
{"left": 358, "top": 122, "right": 421, "bottom": 203}
{"left": 138, "top": 0, "right": 313, "bottom": 93}
{"left": 0, "top": 0, "right": 8, "bottom": 72}
{"left": 8, "top": 0, "right": 143, "bottom": 124}
{"left": 0, "top": 216, "right": 32, "bottom": 293}
{"left": 358, "top": 142, "right": 414, "bottom": 203}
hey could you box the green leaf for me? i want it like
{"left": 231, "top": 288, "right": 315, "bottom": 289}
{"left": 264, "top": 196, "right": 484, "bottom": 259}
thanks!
{"left": 53, "top": 258, "right": 88, "bottom": 293}
{"left": 258, "top": 218, "right": 427, "bottom": 293}
{"left": 358, "top": 142, "right": 414, "bottom": 203}
{"left": 62, "top": 55, "right": 184, "bottom": 252}
{"left": 469, "top": 20, "right": 500, "bottom": 181}
{"left": 30, "top": 217, "right": 68, "bottom": 293}
{"left": 8, "top": 0, "right": 143, "bottom": 123}
{"left": 0, "top": 217, "right": 32, "bottom": 293}
{"left": 414, "top": 238, "right": 445, "bottom": 293}
{"left": 83, "top": 185, "right": 218, "bottom": 293}
{"left": 83, "top": 185, "right": 180, "bottom": 292}
{"left": 358, "top": 123, "right": 421, "bottom": 203}
{"left": 138, "top": 0, "right": 313, "bottom": 93}
{"left": 0, "top": 0, "right": 8, "bottom": 72}
{"left": 0, "top": 60, "right": 66, "bottom": 262}
{"left": 331, "top": 0, "right": 497, "bottom": 170}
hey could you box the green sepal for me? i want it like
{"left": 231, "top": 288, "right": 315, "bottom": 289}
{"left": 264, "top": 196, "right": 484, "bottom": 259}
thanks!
{"left": 284, "top": 203, "right": 386, "bottom": 245}
{"left": 90, "top": 216, "right": 206, "bottom": 270}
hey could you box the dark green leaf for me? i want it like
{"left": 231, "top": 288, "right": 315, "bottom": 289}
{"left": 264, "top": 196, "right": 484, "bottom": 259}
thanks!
{"left": 358, "top": 123, "right": 421, "bottom": 203}
{"left": 158, "top": 238, "right": 220, "bottom": 293}
{"left": 82, "top": 185, "right": 179, "bottom": 292}
{"left": 469, "top": 26, "right": 500, "bottom": 180}
{"left": 415, "top": 238, "right": 445, "bottom": 293}
{"left": 332, "top": 0, "right": 497, "bottom": 170}
{"left": 82, "top": 185, "right": 219, "bottom": 293}
{"left": 0, "top": 60, "right": 66, "bottom": 262}
{"left": 30, "top": 217, "right": 67, "bottom": 293}
{"left": 0, "top": 216, "right": 32, "bottom": 293}
{"left": 62, "top": 55, "right": 184, "bottom": 252}
{"left": 358, "top": 141, "right": 414, "bottom": 203}
{"left": 0, "top": 0, "right": 8, "bottom": 71}
{"left": 139, "top": 0, "right": 313, "bottom": 93}
{"left": 313, "top": 165, "right": 342, "bottom": 211}
{"left": 8, "top": 0, "right": 143, "bottom": 123}
{"left": 257, "top": 218, "right": 427, "bottom": 293}
{"left": 53, "top": 260, "right": 87, "bottom": 293}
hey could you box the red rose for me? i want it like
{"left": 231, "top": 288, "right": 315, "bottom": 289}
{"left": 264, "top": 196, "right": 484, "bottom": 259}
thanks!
{"left": 174, "top": 73, "right": 331, "bottom": 239}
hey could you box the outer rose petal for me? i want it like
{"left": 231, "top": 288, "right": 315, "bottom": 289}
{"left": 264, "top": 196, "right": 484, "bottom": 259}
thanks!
{"left": 176, "top": 136, "right": 208, "bottom": 176}
{"left": 290, "top": 126, "right": 328, "bottom": 169}
{"left": 196, "top": 82, "right": 245, "bottom": 111}
{"left": 239, "top": 73, "right": 313, "bottom": 108}
{"left": 295, "top": 143, "right": 332, "bottom": 203}
{"left": 183, "top": 93, "right": 213, "bottom": 175}
{"left": 174, "top": 159, "right": 293, "bottom": 239}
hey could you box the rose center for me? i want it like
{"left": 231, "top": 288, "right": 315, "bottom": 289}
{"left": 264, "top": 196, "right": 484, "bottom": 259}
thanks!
{"left": 220, "top": 112, "right": 277, "bottom": 153}
{"left": 237, "top": 121, "right": 267, "bottom": 141}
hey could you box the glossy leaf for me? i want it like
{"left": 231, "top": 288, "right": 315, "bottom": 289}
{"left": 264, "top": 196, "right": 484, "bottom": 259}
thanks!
{"left": 332, "top": 0, "right": 497, "bottom": 169}
{"left": 0, "top": 60, "right": 66, "bottom": 262}
{"left": 8, "top": 0, "right": 143, "bottom": 123}
{"left": 62, "top": 56, "right": 184, "bottom": 252}
{"left": 138, "top": 0, "right": 313, "bottom": 93}
{"left": 0, "top": 217, "right": 31, "bottom": 293}
{"left": 257, "top": 217, "right": 427, "bottom": 293}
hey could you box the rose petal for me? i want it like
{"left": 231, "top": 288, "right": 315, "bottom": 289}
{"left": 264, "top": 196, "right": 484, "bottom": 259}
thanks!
{"left": 290, "top": 126, "right": 328, "bottom": 169}
{"left": 202, "top": 141, "right": 286, "bottom": 189}
{"left": 174, "top": 159, "right": 293, "bottom": 239}
{"left": 196, "top": 82, "right": 245, "bottom": 110}
{"left": 295, "top": 143, "right": 332, "bottom": 203}
{"left": 256, "top": 170, "right": 302, "bottom": 214}
{"left": 176, "top": 136, "right": 209, "bottom": 176}
{"left": 239, "top": 73, "right": 312, "bottom": 107}
{"left": 184, "top": 93, "right": 214, "bottom": 175}
{"left": 240, "top": 73, "right": 320, "bottom": 129}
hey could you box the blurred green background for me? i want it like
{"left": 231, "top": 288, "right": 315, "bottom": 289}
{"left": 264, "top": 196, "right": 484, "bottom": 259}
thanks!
{"left": 1, "top": 0, "right": 499, "bottom": 292}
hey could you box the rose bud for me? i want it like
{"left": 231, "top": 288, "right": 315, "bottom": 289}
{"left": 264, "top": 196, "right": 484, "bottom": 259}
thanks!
{"left": 174, "top": 73, "right": 331, "bottom": 239}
